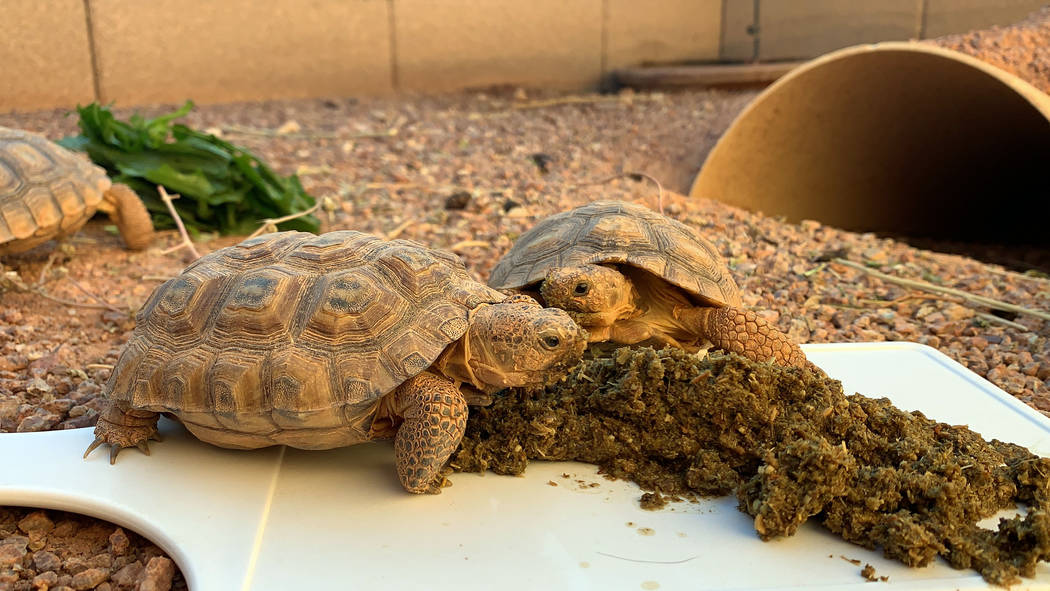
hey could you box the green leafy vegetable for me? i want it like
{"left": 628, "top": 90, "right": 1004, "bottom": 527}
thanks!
{"left": 59, "top": 101, "right": 319, "bottom": 235}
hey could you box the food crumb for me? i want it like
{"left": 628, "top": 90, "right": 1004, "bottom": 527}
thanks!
{"left": 641, "top": 581, "right": 660, "bottom": 590}
{"left": 861, "top": 564, "right": 878, "bottom": 582}
{"left": 579, "top": 561, "right": 590, "bottom": 568}
{"left": 841, "top": 556, "right": 862, "bottom": 566}
{"left": 547, "top": 480, "right": 558, "bottom": 486}
{"left": 640, "top": 491, "right": 668, "bottom": 510}
{"left": 637, "top": 527, "right": 655, "bottom": 536}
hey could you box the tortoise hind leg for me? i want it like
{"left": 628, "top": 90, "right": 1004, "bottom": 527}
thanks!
{"left": 99, "top": 183, "right": 154, "bottom": 250}
{"left": 391, "top": 372, "right": 468, "bottom": 494}
{"left": 84, "top": 401, "right": 161, "bottom": 464}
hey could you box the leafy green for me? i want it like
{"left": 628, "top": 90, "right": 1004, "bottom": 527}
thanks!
{"left": 59, "top": 101, "right": 319, "bottom": 235}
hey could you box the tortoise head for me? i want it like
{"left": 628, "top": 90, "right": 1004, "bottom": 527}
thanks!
{"left": 465, "top": 298, "right": 586, "bottom": 392}
{"left": 540, "top": 264, "right": 633, "bottom": 321}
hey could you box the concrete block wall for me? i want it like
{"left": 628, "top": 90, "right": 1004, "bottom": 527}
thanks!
{"left": 1, "top": 0, "right": 1044, "bottom": 112}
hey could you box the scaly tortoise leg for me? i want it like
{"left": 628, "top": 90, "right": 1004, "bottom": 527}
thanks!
{"left": 83, "top": 402, "right": 162, "bottom": 464}
{"left": 391, "top": 371, "right": 468, "bottom": 494}
{"left": 99, "top": 183, "right": 155, "bottom": 250}
{"left": 675, "top": 305, "right": 815, "bottom": 370}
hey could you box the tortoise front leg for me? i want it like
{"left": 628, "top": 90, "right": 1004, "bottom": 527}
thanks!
{"left": 391, "top": 371, "right": 468, "bottom": 494}
{"left": 83, "top": 401, "right": 161, "bottom": 464}
{"left": 609, "top": 319, "right": 684, "bottom": 349}
{"left": 674, "top": 305, "right": 814, "bottom": 370}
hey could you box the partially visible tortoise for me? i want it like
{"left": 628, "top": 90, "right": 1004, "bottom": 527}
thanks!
{"left": 0, "top": 126, "right": 153, "bottom": 255}
{"left": 489, "top": 200, "right": 811, "bottom": 369}
{"left": 84, "top": 230, "right": 586, "bottom": 493}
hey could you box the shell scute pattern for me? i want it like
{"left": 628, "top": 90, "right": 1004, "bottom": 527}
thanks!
{"left": 108, "top": 230, "right": 504, "bottom": 447}
{"left": 0, "top": 127, "right": 110, "bottom": 252}
{"left": 489, "top": 200, "right": 743, "bottom": 307}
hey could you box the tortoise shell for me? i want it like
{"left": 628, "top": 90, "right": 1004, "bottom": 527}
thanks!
{"left": 0, "top": 126, "right": 111, "bottom": 254}
{"left": 489, "top": 200, "right": 742, "bottom": 307}
{"left": 107, "top": 230, "right": 506, "bottom": 450}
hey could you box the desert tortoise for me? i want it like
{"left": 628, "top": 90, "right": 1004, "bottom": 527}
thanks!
{"left": 488, "top": 200, "right": 811, "bottom": 368}
{"left": 0, "top": 126, "right": 153, "bottom": 255}
{"left": 84, "top": 230, "right": 586, "bottom": 493}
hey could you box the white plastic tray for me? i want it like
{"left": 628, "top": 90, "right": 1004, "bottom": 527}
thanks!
{"left": 2, "top": 342, "right": 1049, "bottom": 591}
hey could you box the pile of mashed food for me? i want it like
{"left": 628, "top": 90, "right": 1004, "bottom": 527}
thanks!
{"left": 451, "top": 347, "right": 1050, "bottom": 586}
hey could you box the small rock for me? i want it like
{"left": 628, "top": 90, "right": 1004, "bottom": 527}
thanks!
{"left": 63, "top": 556, "right": 88, "bottom": 574}
{"left": 0, "top": 569, "right": 18, "bottom": 586}
{"left": 110, "top": 561, "right": 143, "bottom": 588}
{"left": 0, "top": 543, "right": 25, "bottom": 567}
{"left": 33, "top": 570, "right": 59, "bottom": 588}
{"left": 529, "top": 152, "right": 554, "bottom": 174}
{"left": 18, "top": 511, "right": 55, "bottom": 536}
{"left": 108, "top": 528, "right": 129, "bottom": 556}
{"left": 275, "top": 120, "right": 301, "bottom": 135}
{"left": 50, "top": 521, "right": 76, "bottom": 538}
{"left": 70, "top": 567, "right": 108, "bottom": 590}
{"left": 33, "top": 550, "right": 61, "bottom": 572}
{"left": 87, "top": 553, "right": 112, "bottom": 569}
{"left": 16, "top": 413, "right": 60, "bottom": 432}
{"left": 43, "top": 398, "right": 75, "bottom": 415}
{"left": 25, "top": 377, "right": 53, "bottom": 395}
{"left": 443, "top": 191, "right": 472, "bottom": 210}
{"left": 68, "top": 405, "right": 90, "bottom": 418}
{"left": 96, "top": 583, "right": 112, "bottom": 591}
{"left": 943, "top": 303, "right": 973, "bottom": 322}
{"left": 139, "top": 557, "right": 174, "bottom": 591}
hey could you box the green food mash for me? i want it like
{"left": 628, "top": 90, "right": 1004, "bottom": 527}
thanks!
{"left": 452, "top": 347, "right": 1050, "bottom": 586}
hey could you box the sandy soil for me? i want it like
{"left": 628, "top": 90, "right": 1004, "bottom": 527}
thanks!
{"left": 2, "top": 9, "right": 1049, "bottom": 590}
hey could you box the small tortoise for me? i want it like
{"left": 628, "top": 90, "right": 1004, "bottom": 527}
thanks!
{"left": 84, "top": 230, "right": 586, "bottom": 493}
{"left": 488, "top": 200, "right": 811, "bottom": 369}
{"left": 0, "top": 126, "right": 153, "bottom": 255}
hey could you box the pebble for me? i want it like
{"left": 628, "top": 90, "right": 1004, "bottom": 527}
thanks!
{"left": 0, "top": 543, "right": 25, "bottom": 567}
{"left": 70, "top": 567, "right": 108, "bottom": 590}
{"left": 110, "top": 561, "right": 143, "bottom": 588}
{"left": 18, "top": 511, "right": 54, "bottom": 536}
{"left": 108, "top": 528, "right": 129, "bottom": 556}
{"left": 33, "top": 550, "right": 62, "bottom": 572}
{"left": 139, "top": 557, "right": 175, "bottom": 591}
{"left": 33, "top": 571, "right": 59, "bottom": 588}
{"left": 15, "top": 413, "right": 60, "bottom": 432}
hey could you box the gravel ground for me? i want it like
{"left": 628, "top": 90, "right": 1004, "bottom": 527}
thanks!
{"left": 2, "top": 11, "right": 1050, "bottom": 590}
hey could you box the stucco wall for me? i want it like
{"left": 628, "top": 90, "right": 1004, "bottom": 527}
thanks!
{"left": 1, "top": 0, "right": 1044, "bottom": 112}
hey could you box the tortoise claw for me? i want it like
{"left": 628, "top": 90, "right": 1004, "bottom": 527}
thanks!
{"left": 136, "top": 441, "right": 151, "bottom": 456}
{"left": 83, "top": 438, "right": 104, "bottom": 459}
{"left": 109, "top": 445, "right": 121, "bottom": 465}
{"left": 149, "top": 432, "right": 163, "bottom": 443}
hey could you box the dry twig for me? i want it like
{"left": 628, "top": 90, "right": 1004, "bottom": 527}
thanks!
{"left": 449, "top": 240, "right": 491, "bottom": 251}
{"left": 383, "top": 219, "right": 416, "bottom": 241}
{"left": 158, "top": 186, "right": 202, "bottom": 260}
{"left": 831, "top": 258, "right": 1050, "bottom": 322}
{"left": 67, "top": 277, "right": 124, "bottom": 314}
{"left": 221, "top": 124, "right": 398, "bottom": 140}
{"left": 247, "top": 202, "right": 322, "bottom": 239}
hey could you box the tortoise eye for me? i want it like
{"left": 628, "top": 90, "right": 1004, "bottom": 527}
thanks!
{"left": 542, "top": 335, "right": 561, "bottom": 349}
{"left": 573, "top": 282, "right": 589, "bottom": 295}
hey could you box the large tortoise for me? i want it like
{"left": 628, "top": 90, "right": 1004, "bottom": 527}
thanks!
{"left": 84, "top": 230, "right": 587, "bottom": 493}
{"left": 0, "top": 126, "right": 153, "bottom": 254}
{"left": 489, "top": 200, "right": 811, "bottom": 369}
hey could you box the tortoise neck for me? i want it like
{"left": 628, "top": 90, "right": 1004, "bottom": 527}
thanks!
{"left": 434, "top": 324, "right": 487, "bottom": 393}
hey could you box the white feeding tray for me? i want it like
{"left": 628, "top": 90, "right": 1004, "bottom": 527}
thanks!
{"left": 2, "top": 341, "right": 1049, "bottom": 591}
